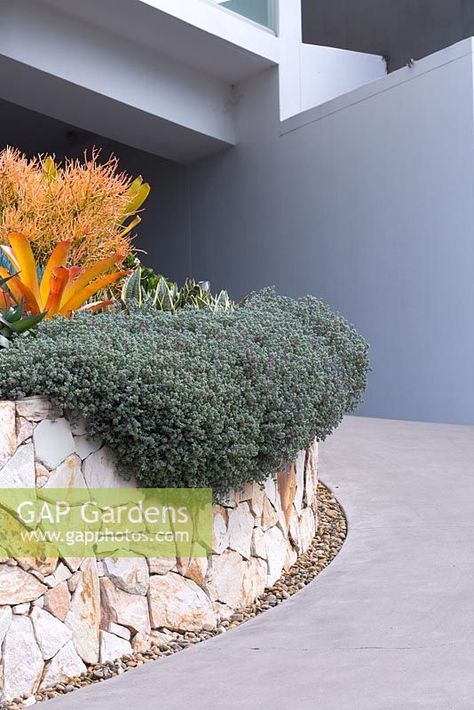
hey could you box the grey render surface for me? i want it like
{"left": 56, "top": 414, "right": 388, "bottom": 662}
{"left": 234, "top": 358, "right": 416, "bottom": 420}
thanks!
{"left": 302, "top": 0, "right": 474, "bottom": 71}
{"left": 45, "top": 415, "right": 474, "bottom": 710}
{"left": 186, "top": 40, "right": 474, "bottom": 425}
{"left": 2, "top": 40, "right": 474, "bottom": 425}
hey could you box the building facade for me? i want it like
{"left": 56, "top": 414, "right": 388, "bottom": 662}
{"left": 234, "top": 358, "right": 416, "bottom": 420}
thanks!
{"left": 1, "top": 0, "right": 473, "bottom": 425}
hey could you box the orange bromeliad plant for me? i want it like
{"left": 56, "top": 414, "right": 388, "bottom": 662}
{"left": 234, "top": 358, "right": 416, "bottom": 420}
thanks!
{"left": 0, "top": 232, "right": 129, "bottom": 318}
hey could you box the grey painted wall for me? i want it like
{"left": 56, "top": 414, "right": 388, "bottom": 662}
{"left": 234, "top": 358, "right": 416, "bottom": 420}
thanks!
{"left": 0, "top": 100, "right": 190, "bottom": 283}
{"left": 3, "top": 44, "right": 474, "bottom": 425}
{"left": 302, "top": 0, "right": 474, "bottom": 71}
{"left": 187, "top": 45, "right": 474, "bottom": 424}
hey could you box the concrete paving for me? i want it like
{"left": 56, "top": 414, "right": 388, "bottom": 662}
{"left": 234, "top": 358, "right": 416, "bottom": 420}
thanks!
{"left": 48, "top": 416, "right": 474, "bottom": 710}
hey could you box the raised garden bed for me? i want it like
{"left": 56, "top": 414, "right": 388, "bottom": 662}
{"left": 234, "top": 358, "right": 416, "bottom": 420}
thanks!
{"left": 0, "top": 151, "right": 369, "bottom": 707}
{"left": 0, "top": 397, "right": 319, "bottom": 702}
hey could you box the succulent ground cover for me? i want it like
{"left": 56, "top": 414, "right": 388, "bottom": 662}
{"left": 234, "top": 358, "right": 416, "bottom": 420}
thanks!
{"left": 0, "top": 291, "right": 368, "bottom": 494}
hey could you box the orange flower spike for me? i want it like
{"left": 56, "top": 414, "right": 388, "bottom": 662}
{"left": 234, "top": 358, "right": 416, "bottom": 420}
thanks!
{"left": 44, "top": 266, "right": 71, "bottom": 317}
{"left": 40, "top": 240, "right": 72, "bottom": 306}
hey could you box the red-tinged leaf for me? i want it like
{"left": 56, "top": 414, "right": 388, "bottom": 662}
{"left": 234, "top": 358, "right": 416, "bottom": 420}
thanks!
{"left": 60, "top": 253, "right": 125, "bottom": 305}
{"left": 78, "top": 299, "right": 114, "bottom": 313}
{"left": 59, "top": 270, "right": 130, "bottom": 316}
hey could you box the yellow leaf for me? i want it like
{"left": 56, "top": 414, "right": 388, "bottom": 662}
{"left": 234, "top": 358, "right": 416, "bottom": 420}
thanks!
{"left": 60, "top": 253, "right": 125, "bottom": 306}
{"left": 118, "top": 215, "right": 141, "bottom": 239}
{"left": 0, "top": 267, "right": 23, "bottom": 304}
{"left": 122, "top": 178, "right": 150, "bottom": 219}
{"left": 7, "top": 232, "right": 41, "bottom": 306}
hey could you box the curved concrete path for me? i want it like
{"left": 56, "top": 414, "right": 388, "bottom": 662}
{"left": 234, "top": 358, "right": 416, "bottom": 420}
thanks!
{"left": 48, "top": 417, "right": 474, "bottom": 710}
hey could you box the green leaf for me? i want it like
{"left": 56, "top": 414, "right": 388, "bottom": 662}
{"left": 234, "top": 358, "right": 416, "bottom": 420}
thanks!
{"left": 7, "top": 312, "right": 45, "bottom": 333}
{"left": 153, "top": 278, "right": 175, "bottom": 312}
{"left": 215, "top": 290, "right": 231, "bottom": 311}
{"left": 121, "top": 268, "right": 142, "bottom": 305}
{"left": 0, "top": 315, "right": 14, "bottom": 330}
{"left": 0, "top": 273, "right": 16, "bottom": 289}
{"left": 8, "top": 301, "right": 23, "bottom": 322}
{"left": 192, "top": 295, "right": 210, "bottom": 309}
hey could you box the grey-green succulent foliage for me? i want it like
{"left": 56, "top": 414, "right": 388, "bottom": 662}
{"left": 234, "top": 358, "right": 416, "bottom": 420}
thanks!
{"left": 121, "top": 267, "right": 234, "bottom": 313}
{"left": 0, "top": 290, "right": 368, "bottom": 495}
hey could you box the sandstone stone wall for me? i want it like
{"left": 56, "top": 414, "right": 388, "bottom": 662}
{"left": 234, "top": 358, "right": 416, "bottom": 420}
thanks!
{"left": 0, "top": 397, "right": 318, "bottom": 701}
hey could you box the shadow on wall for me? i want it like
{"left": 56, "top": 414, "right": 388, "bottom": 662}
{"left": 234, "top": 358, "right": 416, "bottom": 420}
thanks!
{"left": 302, "top": 0, "right": 474, "bottom": 71}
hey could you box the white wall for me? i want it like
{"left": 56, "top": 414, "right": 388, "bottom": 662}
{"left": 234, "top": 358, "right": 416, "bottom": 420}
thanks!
{"left": 300, "top": 44, "right": 386, "bottom": 111}
{"left": 0, "top": 0, "right": 386, "bottom": 159}
{"left": 186, "top": 39, "right": 474, "bottom": 424}
{"left": 0, "top": 0, "right": 236, "bottom": 162}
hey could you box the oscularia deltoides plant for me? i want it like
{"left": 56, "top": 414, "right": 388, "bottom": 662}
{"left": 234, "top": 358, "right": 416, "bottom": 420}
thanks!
{"left": 0, "top": 289, "right": 369, "bottom": 496}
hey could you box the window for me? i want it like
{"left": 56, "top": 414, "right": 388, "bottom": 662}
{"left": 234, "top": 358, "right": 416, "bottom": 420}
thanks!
{"left": 214, "top": 0, "right": 277, "bottom": 31}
